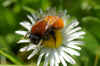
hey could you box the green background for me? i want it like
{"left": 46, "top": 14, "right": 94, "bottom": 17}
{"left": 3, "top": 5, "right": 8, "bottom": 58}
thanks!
{"left": 0, "top": 0, "right": 100, "bottom": 66}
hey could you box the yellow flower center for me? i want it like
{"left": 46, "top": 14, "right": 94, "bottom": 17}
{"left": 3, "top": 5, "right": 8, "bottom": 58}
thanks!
{"left": 42, "top": 30, "right": 63, "bottom": 48}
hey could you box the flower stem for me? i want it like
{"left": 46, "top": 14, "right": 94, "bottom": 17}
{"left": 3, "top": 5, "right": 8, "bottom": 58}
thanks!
{"left": 94, "top": 53, "right": 98, "bottom": 66}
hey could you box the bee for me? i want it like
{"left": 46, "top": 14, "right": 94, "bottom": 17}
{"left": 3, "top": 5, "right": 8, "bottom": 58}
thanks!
{"left": 28, "top": 16, "right": 64, "bottom": 44}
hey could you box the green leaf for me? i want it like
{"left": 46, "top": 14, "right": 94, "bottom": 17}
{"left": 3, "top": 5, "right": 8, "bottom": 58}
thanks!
{"left": 0, "top": 48, "right": 24, "bottom": 64}
{"left": 82, "top": 16, "right": 100, "bottom": 40}
{"left": 40, "top": 0, "right": 50, "bottom": 10}
{"left": 0, "top": 36, "right": 9, "bottom": 49}
{"left": 23, "top": 6, "right": 35, "bottom": 13}
{"left": 83, "top": 29, "right": 98, "bottom": 54}
{"left": 82, "top": 16, "right": 100, "bottom": 54}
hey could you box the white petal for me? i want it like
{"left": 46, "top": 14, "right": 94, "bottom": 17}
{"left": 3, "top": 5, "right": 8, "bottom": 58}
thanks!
{"left": 50, "top": 55, "right": 55, "bottom": 66}
{"left": 71, "top": 31, "right": 86, "bottom": 36}
{"left": 67, "top": 36, "right": 84, "bottom": 41}
{"left": 55, "top": 62, "right": 59, "bottom": 66}
{"left": 64, "top": 41, "right": 84, "bottom": 45}
{"left": 63, "top": 10, "right": 67, "bottom": 16}
{"left": 67, "top": 44, "right": 81, "bottom": 50}
{"left": 54, "top": 50, "right": 60, "bottom": 63}
{"left": 27, "top": 15, "right": 35, "bottom": 24}
{"left": 70, "top": 19, "right": 79, "bottom": 28}
{"left": 65, "top": 31, "right": 85, "bottom": 38}
{"left": 66, "top": 27, "right": 82, "bottom": 35}
{"left": 59, "top": 53, "right": 67, "bottom": 66}
{"left": 61, "top": 51, "right": 76, "bottom": 64}
{"left": 20, "top": 21, "right": 32, "bottom": 30}
{"left": 32, "top": 14, "right": 38, "bottom": 21}
{"left": 61, "top": 47, "right": 80, "bottom": 56}
{"left": 62, "top": 15, "right": 70, "bottom": 26}
{"left": 27, "top": 48, "right": 39, "bottom": 60}
{"left": 39, "top": 9, "right": 44, "bottom": 15}
{"left": 65, "top": 31, "right": 85, "bottom": 41}
{"left": 26, "top": 44, "right": 37, "bottom": 51}
{"left": 44, "top": 52, "right": 50, "bottom": 66}
{"left": 17, "top": 39, "right": 30, "bottom": 43}
{"left": 19, "top": 46, "right": 28, "bottom": 52}
{"left": 15, "top": 30, "right": 27, "bottom": 36}
{"left": 19, "top": 44, "right": 36, "bottom": 52}
{"left": 64, "top": 19, "right": 79, "bottom": 32}
{"left": 37, "top": 52, "right": 45, "bottom": 66}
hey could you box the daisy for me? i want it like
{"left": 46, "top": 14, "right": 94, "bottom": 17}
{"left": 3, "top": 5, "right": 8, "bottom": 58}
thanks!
{"left": 15, "top": 8, "right": 85, "bottom": 66}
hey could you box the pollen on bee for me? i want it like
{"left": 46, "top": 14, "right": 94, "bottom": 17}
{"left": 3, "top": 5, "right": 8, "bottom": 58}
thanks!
{"left": 42, "top": 30, "right": 63, "bottom": 48}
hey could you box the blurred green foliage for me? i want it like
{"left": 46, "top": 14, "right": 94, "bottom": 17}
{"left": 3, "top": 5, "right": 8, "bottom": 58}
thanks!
{"left": 0, "top": 0, "right": 100, "bottom": 66}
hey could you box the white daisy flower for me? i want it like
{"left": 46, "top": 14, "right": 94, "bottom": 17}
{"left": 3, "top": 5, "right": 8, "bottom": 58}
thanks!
{"left": 15, "top": 8, "right": 85, "bottom": 66}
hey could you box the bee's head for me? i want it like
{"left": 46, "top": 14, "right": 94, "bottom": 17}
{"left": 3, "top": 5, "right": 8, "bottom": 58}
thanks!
{"left": 29, "top": 33, "right": 41, "bottom": 44}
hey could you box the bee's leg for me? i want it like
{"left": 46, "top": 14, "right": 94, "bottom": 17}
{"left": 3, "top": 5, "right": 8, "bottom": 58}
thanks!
{"left": 43, "top": 35, "right": 49, "bottom": 40}
{"left": 24, "top": 32, "right": 30, "bottom": 38}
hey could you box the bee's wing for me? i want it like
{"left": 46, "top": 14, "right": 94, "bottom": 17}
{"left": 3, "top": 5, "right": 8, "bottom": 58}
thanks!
{"left": 45, "top": 17, "right": 56, "bottom": 30}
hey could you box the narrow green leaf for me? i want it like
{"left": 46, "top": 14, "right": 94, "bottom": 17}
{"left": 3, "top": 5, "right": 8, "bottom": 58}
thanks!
{"left": 0, "top": 49, "right": 24, "bottom": 64}
{"left": 23, "top": 6, "right": 35, "bottom": 13}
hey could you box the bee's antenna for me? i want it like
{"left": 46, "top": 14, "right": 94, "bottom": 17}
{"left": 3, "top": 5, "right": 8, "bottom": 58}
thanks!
{"left": 37, "top": 39, "right": 43, "bottom": 48}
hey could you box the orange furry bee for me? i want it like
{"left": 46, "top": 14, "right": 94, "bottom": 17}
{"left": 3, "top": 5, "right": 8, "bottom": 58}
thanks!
{"left": 29, "top": 16, "right": 64, "bottom": 44}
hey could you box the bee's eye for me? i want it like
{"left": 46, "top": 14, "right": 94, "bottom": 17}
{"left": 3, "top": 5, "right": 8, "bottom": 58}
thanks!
{"left": 29, "top": 34, "right": 41, "bottom": 44}
{"left": 29, "top": 34, "right": 39, "bottom": 40}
